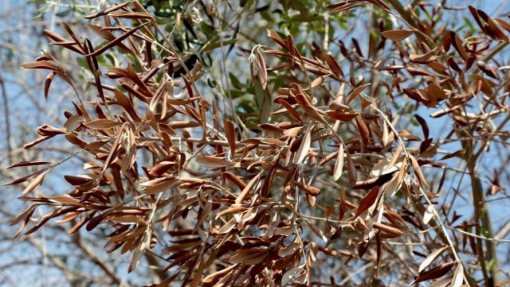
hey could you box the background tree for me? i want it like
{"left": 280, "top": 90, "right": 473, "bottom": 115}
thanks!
{"left": 1, "top": 0, "right": 510, "bottom": 286}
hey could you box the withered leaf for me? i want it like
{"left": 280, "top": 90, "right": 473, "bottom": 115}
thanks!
{"left": 412, "top": 262, "right": 455, "bottom": 285}
{"left": 85, "top": 119, "right": 122, "bottom": 129}
{"left": 235, "top": 172, "right": 261, "bottom": 204}
{"left": 381, "top": 29, "right": 414, "bottom": 41}
{"left": 281, "top": 265, "right": 301, "bottom": 286}
{"left": 145, "top": 179, "right": 178, "bottom": 195}
{"left": 346, "top": 83, "right": 370, "bottom": 104}
{"left": 86, "top": 23, "right": 150, "bottom": 57}
{"left": 346, "top": 151, "right": 357, "bottom": 187}
{"left": 196, "top": 156, "right": 234, "bottom": 168}
{"left": 354, "top": 187, "right": 379, "bottom": 219}
{"left": 294, "top": 127, "right": 312, "bottom": 165}
{"left": 451, "top": 264, "right": 464, "bottom": 287}
{"left": 333, "top": 144, "right": 344, "bottom": 181}
{"left": 229, "top": 248, "right": 268, "bottom": 265}
{"left": 225, "top": 119, "right": 236, "bottom": 155}
{"left": 409, "top": 155, "right": 428, "bottom": 187}
{"left": 22, "top": 169, "right": 49, "bottom": 194}
{"left": 3, "top": 168, "right": 50, "bottom": 186}
{"left": 419, "top": 246, "right": 449, "bottom": 272}
{"left": 44, "top": 72, "right": 56, "bottom": 101}
{"left": 7, "top": 161, "right": 52, "bottom": 169}
{"left": 373, "top": 222, "right": 402, "bottom": 238}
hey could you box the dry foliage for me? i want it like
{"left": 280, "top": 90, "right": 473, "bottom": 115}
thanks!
{"left": 4, "top": 0, "right": 510, "bottom": 286}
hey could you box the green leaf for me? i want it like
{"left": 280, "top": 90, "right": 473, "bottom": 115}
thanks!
{"left": 254, "top": 81, "right": 270, "bottom": 124}
{"left": 228, "top": 73, "right": 243, "bottom": 90}
{"left": 55, "top": 9, "right": 71, "bottom": 17}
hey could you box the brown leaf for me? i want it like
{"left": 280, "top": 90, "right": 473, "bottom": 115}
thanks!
{"left": 235, "top": 172, "right": 261, "bottom": 204}
{"left": 409, "top": 155, "right": 428, "bottom": 187}
{"left": 373, "top": 222, "right": 402, "bottom": 238}
{"left": 22, "top": 169, "right": 49, "bottom": 194}
{"left": 86, "top": 23, "right": 150, "bottom": 57}
{"left": 294, "top": 127, "right": 312, "bottom": 165}
{"left": 84, "top": 119, "right": 122, "bottom": 129}
{"left": 44, "top": 72, "right": 56, "bottom": 101}
{"left": 295, "top": 93, "right": 327, "bottom": 124}
{"left": 225, "top": 119, "right": 236, "bottom": 155}
{"left": 355, "top": 115, "right": 370, "bottom": 145}
{"left": 414, "top": 114, "right": 429, "bottom": 139}
{"left": 64, "top": 115, "right": 84, "bottom": 133}
{"left": 311, "top": 76, "right": 327, "bottom": 88}
{"left": 346, "top": 83, "right": 370, "bottom": 104}
{"left": 2, "top": 169, "right": 50, "bottom": 186}
{"left": 229, "top": 248, "right": 268, "bottom": 265}
{"left": 7, "top": 161, "right": 52, "bottom": 169}
{"left": 412, "top": 262, "right": 455, "bottom": 285}
{"left": 354, "top": 187, "right": 379, "bottom": 219}
{"left": 145, "top": 179, "right": 178, "bottom": 195}
{"left": 440, "top": 149, "right": 465, "bottom": 160}
{"left": 196, "top": 156, "right": 234, "bottom": 168}
{"left": 451, "top": 264, "right": 464, "bottom": 287}
{"left": 102, "top": 123, "right": 126, "bottom": 172}
{"left": 450, "top": 31, "right": 468, "bottom": 61}
{"left": 346, "top": 152, "right": 357, "bottom": 187}
{"left": 333, "top": 144, "right": 344, "bottom": 181}
{"left": 419, "top": 246, "right": 449, "bottom": 272}
{"left": 381, "top": 29, "right": 414, "bottom": 41}
{"left": 326, "top": 110, "right": 358, "bottom": 121}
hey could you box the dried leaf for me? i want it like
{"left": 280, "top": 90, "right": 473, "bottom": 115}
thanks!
{"left": 235, "top": 172, "right": 261, "bottom": 204}
{"left": 354, "top": 187, "right": 380, "bottom": 219}
{"left": 86, "top": 23, "right": 149, "bottom": 57}
{"left": 451, "top": 263, "right": 464, "bottom": 287}
{"left": 225, "top": 119, "right": 236, "bottom": 155}
{"left": 423, "top": 204, "right": 435, "bottom": 225}
{"left": 419, "top": 246, "right": 449, "bottom": 272}
{"left": 282, "top": 265, "right": 300, "bottom": 286}
{"left": 7, "top": 161, "right": 52, "bottom": 169}
{"left": 409, "top": 155, "right": 428, "bottom": 187}
{"left": 44, "top": 72, "right": 56, "bottom": 100}
{"left": 381, "top": 29, "right": 414, "bottom": 41}
{"left": 294, "top": 127, "right": 312, "bottom": 165}
{"left": 346, "top": 83, "right": 370, "bottom": 104}
{"left": 22, "top": 169, "right": 49, "bottom": 194}
{"left": 195, "top": 156, "right": 234, "bottom": 168}
{"left": 412, "top": 262, "right": 455, "bottom": 285}
{"left": 346, "top": 152, "right": 357, "bottom": 187}
{"left": 85, "top": 119, "right": 122, "bottom": 129}
{"left": 333, "top": 144, "right": 344, "bottom": 181}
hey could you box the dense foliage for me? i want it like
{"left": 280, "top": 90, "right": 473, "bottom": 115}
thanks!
{"left": 4, "top": 0, "right": 510, "bottom": 286}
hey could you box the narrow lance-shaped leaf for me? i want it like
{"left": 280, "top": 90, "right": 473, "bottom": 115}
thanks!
{"left": 346, "top": 83, "right": 370, "bottom": 104}
{"left": 412, "top": 262, "right": 455, "bottom": 285}
{"left": 333, "top": 143, "right": 344, "bottom": 181}
{"left": 409, "top": 155, "right": 429, "bottom": 187}
{"left": 225, "top": 119, "right": 236, "bottom": 155}
{"left": 44, "top": 72, "right": 56, "bottom": 101}
{"left": 346, "top": 151, "right": 357, "bottom": 187}
{"left": 195, "top": 156, "right": 234, "bottom": 168}
{"left": 86, "top": 22, "right": 150, "bottom": 57}
{"left": 22, "top": 169, "right": 49, "bottom": 194}
{"left": 354, "top": 187, "right": 380, "bottom": 219}
{"left": 294, "top": 127, "right": 312, "bottom": 165}
{"left": 236, "top": 172, "right": 262, "bottom": 204}
{"left": 419, "top": 246, "right": 449, "bottom": 272}
{"left": 381, "top": 29, "right": 414, "bottom": 41}
{"left": 451, "top": 264, "right": 464, "bottom": 287}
